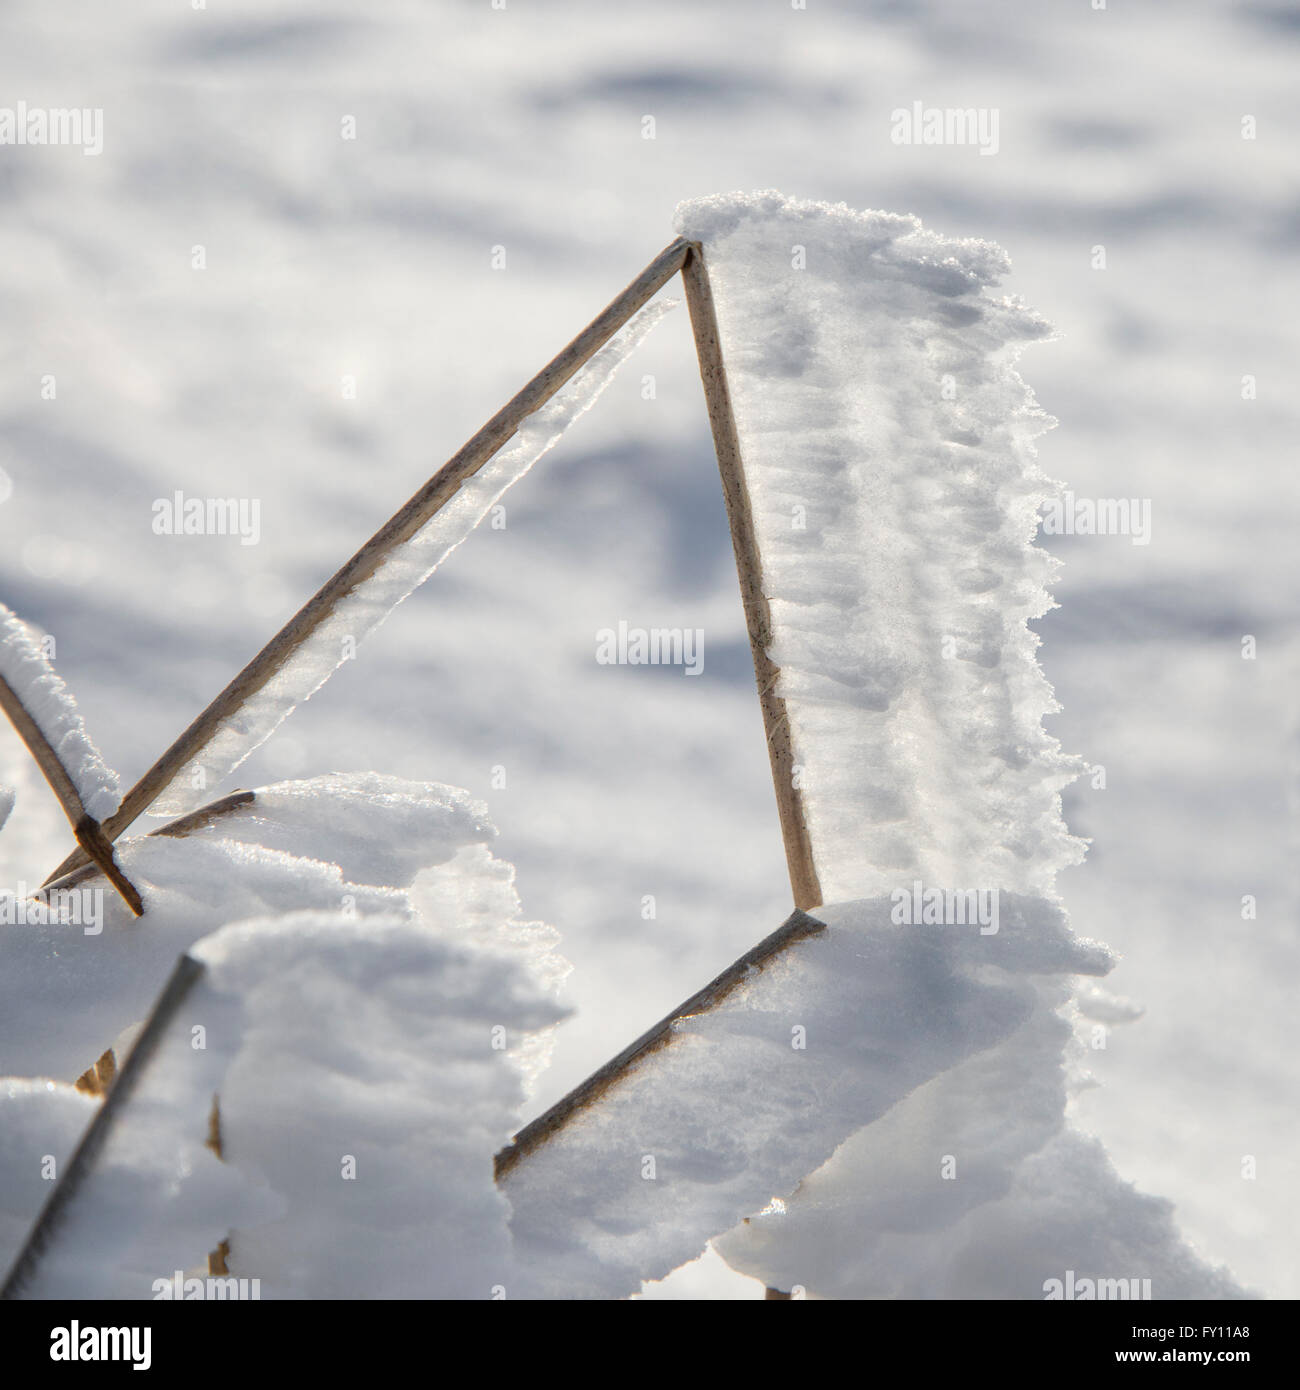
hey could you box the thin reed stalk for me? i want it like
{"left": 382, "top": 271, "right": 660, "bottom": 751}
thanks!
{"left": 681, "top": 244, "right": 823, "bottom": 912}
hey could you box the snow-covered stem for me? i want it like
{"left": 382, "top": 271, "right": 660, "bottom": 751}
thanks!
{"left": 0, "top": 675, "right": 142, "bottom": 916}
{"left": 682, "top": 244, "right": 822, "bottom": 911}
{"left": 494, "top": 908, "right": 825, "bottom": 1180}
{"left": 43, "top": 238, "right": 692, "bottom": 885}
{"left": 0, "top": 674, "right": 88, "bottom": 825}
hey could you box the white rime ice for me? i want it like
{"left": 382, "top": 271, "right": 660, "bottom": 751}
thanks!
{"left": 0, "top": 605, "right": 120, "bottom": 822}
{"left": 651, "top": 192, "right": 1241, "bottom": 1300}
{"left": 675, "top": 192, "right": 1082, "bottom": 903}
{"left": 147, "top": 298, "right": 677, "bottom": 816}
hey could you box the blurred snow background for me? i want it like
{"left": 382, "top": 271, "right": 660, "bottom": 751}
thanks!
{"left": 0, "top": 0, "right": 1294, "bottom": 1296}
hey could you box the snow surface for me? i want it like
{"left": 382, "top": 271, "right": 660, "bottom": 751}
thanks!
{"left": 675, "top": 192, "right": 1082, "bottom": 904}
{"left": 0, "top": 605, "right": 120, "bottom": 822}
{"left": 147, "top": 299, "right": 677, "bottom": 816}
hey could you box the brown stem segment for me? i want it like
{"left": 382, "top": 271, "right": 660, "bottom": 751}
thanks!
{"left": 74, "top": 1047, "right": 118, "bottom": 1098}
{"left": 681, "top": 244, "right": 823, "bottom": 912}
{"left": 43, "top": 238, "right": 693, "bottom": 887}
{"left": 74, "top": 816, "right": 144, "bottom": 917}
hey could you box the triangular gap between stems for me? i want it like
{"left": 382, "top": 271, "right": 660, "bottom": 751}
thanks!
{"left": 40, "top": 240, "right": 819, "bottom": 911}
{"left": 40, "top": 237, "right": 693, "bottom": 886}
